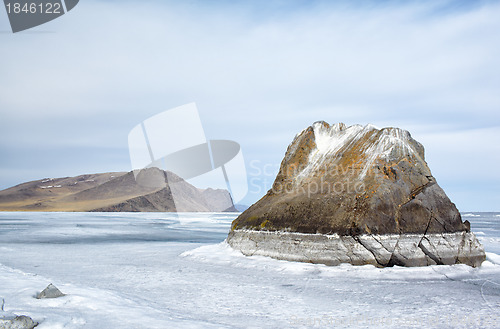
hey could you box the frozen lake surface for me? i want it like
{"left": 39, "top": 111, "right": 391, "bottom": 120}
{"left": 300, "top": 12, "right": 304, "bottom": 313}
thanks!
{"left": 0, "top": 212, "right": 499, "bottom": 328}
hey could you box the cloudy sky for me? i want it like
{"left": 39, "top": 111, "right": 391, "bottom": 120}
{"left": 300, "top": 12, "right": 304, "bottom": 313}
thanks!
{"left": 1, "top": 0, "right": 499, "bottom": 211}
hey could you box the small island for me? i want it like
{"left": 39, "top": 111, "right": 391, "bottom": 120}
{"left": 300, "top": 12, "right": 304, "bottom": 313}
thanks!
{"left": 228, "top": 122, "right": 486, "bottom": 267}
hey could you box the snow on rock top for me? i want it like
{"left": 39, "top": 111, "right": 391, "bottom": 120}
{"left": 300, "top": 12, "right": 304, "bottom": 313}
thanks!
{"left": 295, "top": 121, "right": 426, "bottom": 180}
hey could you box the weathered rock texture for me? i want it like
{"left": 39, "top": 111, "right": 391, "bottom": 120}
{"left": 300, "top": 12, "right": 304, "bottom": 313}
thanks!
{"left": 227, "top": 231, "right": 485, "bottom": 267}
{"left": 228, "top": 122, "right": 486, "bottom": 267}
{"left": 36, "top": 284, "right": 64, "bottom": 299}
{"left": 1, "top": 300, "right": 37, "bottom": 329}
{"left": 0, "top": 315, "right": 38, "bottom": 329}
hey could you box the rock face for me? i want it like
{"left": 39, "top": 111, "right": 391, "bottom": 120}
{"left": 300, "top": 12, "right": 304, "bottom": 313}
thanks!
{"left": 36, "top": 283, "right": 65, "bottom": 299}
{"left": 1, "top": 304, "right": 37, "bottom": 329}
{"left": 228, "top": 122, "right": 486, "bottom": 267}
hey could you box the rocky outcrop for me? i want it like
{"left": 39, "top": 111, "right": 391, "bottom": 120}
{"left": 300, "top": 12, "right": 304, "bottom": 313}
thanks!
{"left": 1, "top": 301, "right": 37, "bottom": 329}
{"left": 228, "top": 122, "right": 486, "bottom": 267}
{"left": 0, "top": 315, "right": 38, "bottom": 329}
{"left": 36, "top": 284, "right": 65, "bottom": 299}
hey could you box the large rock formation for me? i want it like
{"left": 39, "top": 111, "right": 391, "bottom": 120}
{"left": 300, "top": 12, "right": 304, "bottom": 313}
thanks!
{"left": 228, "top": 122, "right": 485, "bottom": 267}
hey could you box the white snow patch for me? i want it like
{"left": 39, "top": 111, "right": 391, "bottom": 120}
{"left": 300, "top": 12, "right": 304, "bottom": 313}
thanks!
{"left": 486, "top": 252, "right": 500, "bottom": 265}
{"left": 1, "top": 212, "right": 499, "bottom": 328}
{"left": 0, "top": 263, "right": 224, "bottom": 329}
{"left": 359, "top": 126, "right": 418, "bottom": 178}
{"left": 296, "top": 123, "right": 364, "bottom": 180}
{"left": 183, "top": 241, "right": 500, "bottom": 281}
{"left": 312, "top": 122, "right": 363, "bottom": 156}
{"left": 296, "top": 123, "right": 422, "bottom": 181}
{"left": 463, "top": 213, "right": 481, "bottom": 217}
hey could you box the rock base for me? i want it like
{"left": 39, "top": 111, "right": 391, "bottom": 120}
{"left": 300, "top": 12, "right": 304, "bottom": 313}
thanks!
{"left": 227, "top": 230, "right": 486, "bottom": 267}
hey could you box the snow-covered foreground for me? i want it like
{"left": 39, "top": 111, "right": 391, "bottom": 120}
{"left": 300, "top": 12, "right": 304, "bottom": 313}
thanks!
{"left": 0, "top": 212, "right": 499, "bottom": 328}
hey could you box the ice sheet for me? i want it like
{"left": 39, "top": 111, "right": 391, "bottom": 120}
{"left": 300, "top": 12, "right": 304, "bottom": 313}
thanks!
{"left": 0, "top": 212, "right": 499, "bottom": 328}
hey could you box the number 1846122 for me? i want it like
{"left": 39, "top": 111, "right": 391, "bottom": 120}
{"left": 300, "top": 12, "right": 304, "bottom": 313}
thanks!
{"left": 5, "top": 2, "right": 62, "bottom": 14}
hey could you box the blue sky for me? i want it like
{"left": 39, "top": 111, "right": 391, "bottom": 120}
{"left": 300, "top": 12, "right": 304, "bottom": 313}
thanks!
{"left": 0, "top": 0, "right": 499, "bottom": 211}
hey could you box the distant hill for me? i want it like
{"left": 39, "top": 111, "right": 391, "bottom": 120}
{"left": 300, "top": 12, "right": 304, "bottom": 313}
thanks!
{"left": 234, "top": 204, "right": 249, "bottom": 212}
{"left": 0, "top": 168, "right": 237, "bottom": 212}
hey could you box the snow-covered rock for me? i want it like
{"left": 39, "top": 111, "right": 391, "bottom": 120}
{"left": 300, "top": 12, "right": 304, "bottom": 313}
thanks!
{"left": 228, "top": 121, "right": 486, "bottom": 267}
{"left": 0, "top": 300, "right": 37, "bottom": 329}
{"left": 0, "top": 315, "right": 38, "bottom": 329}
{"left": 36, "top": 283, "right": 64, "bottom": 299}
